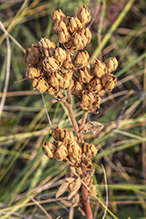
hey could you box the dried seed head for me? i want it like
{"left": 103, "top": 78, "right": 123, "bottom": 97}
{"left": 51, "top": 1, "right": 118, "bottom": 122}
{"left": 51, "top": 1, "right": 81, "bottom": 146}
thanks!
{"left": 81, "top": 157, "right": 93, "bottom": 171}
{"left": 53, "top": 20, "right": 67, "bottom": 34}
{"left": 71, "top": 82, "right": 83, "bottom": 100}
{"left": 43, "top": 141, "right": 56, "bottom": 158}
{"left": 80, "top": 90, "right": 95, "bottom": 111}
{"left": 67, "top": 16, "right": 83, "bottom": 33}
{"left": 63, "top": 52, "right": 74, "bottom": 69}
{"left": 43, "top": 57, "right": 59, "bottom": 72}
{"left": 87, "top": 78, "right": 102, "bottom": 93}
{"left": 54, "top": 47, "right": 67, "bottom": 64}
{"left": 39, "top": 38, "right": 56, "bottom": 57}
{"left": 53, "top": 9, "right": 66, "bottom": 21}
{"left": 68, "top": 141, "right": 82, "bottom": 165}
{"left": 77, "top": 5, "right": 91, "bottom": 25}
{"left": 25, "top": 44, "right": 41, "bottom": 65}
{"left": 54, "top": 141, "right": 68, "bottom": 161}
{"left": 52, "top": 126, "right": 75, "bottom": 144}
{"left": 105, "top": 57, "right": 118, "bottom": 73}
{"left": 79, "top": 66, "right": 93, "bottom": 84}
{"left": 74, "top": 51, "right": 90, "bottom": 69}
{"left": 74, "top": 27, "right": 91, "bottom": 50}
{"left": 33, "top": 77, "right": 49, "bottom": 93}
{"left": 26, "top": 64, "right": 41, "bottom": 80}
{"left": 92, "top": 59, "right": 107, "bottom": 78}
{"left": 83, "top": 143, "right": 98, "bottom": 158}
{"left": 102, "top": 74, "right": 117, "bottom": 91}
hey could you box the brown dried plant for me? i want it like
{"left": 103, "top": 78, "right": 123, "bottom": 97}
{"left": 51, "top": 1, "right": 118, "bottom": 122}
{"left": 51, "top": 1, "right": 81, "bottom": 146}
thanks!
{"left": 25, "top": 5, "right": 118, "bottom": 219}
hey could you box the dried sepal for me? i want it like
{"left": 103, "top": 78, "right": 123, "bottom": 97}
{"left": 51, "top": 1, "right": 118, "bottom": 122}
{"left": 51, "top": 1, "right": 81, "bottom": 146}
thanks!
{"left": 43, "top": 141, "right": 56, "bottom": 158}
{"left": 85, "top": 121, "right": 104, "bottom": 133}
{"left": 26, "top": 64, "right": 41, "bottom": 80}
{"left": 25, "top": 44, "right": 42, "bottom": 65}
{"left": 77, "top": 5, "right": 91, "bottom": 25}
{"left": 53, "top": 9, "right": 66, "bottom": 21}
{"left": 68, "top": 177, "right": 81, "bottom": 200}
{"left": 81, "top": 157, "right": 93, "bottom": 171}
{"left": 39, "top": 38, "right": 56, "bottom": 57}
{"left": 33, "top": 77, "right": 49, "bottom": 93}
{"left": 92, "top": 59, "right": 107, "bottom": 78}
{"left": 105, "top": 57, "right": 118, "bottom": 73}
{"left": 102, "top": 74, "right": 117, "bottom": 91}
{"left": 74, "top": 51, "right": 90, "bottom": 69}
{"left": 87, "top": 78, "right": 102, "bottom": 93}
{"left": 79, "top": 65, "right": 93, "bottom": 84}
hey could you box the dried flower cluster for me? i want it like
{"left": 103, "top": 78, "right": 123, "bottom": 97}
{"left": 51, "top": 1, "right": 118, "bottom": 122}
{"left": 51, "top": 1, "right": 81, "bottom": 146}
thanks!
{"left": 25, "top": 5, "right": 118, "bottom": 215}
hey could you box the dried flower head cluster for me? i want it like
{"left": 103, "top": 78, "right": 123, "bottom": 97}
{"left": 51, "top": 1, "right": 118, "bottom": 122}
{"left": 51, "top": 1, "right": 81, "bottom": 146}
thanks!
{"left": 25, "top": 5, "right": 118, "bottom": 213}
{"left": 25, "top": 5, "right": 118, "bottom": 114}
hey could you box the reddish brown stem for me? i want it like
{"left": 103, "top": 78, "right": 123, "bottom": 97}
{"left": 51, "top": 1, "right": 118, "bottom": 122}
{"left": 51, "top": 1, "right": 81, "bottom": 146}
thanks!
{"left": 82, "top": 179, "right": 93, "bottom": 219}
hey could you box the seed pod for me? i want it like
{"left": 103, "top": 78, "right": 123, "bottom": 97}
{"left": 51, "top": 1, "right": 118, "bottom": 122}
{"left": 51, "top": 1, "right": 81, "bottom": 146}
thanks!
{"left": 39, "top": 38, "right": 56, "bottom": 57}
{"left": 92, "top": 94, "right": 101, "bottom": 113}
{"left": 74, "top": 51, "right": 90, "bottom": 69}
{"left": 87, "top": 78, "right": 102, "bottom": 93}
{"left": 54, "top": 47, "right": 67, "bottom": 64}
{"left": 83, "top": 143, "right": 98, "bottom": 158}
{"left": 77, "top": 5, "right": 91, "bottom": 25}
{"left": 68, "top": 141, "right": 82, "bottom": 165}
{"left": 92, "top": 59, "right": 107, "bottom": 78}
{"left": 25, "top": 44, "right": 41, "bottom": 65}
{"left": 33, "top": 77, "right": 49, "bottom": 93}
{"left": 53, "top": 9, "right": 66, "bottom": 21}
{"left": 63, "top": 52, "right": 74, "bottom": 69}
{"left": 43, "top": 57, "right": 59, "bottom": 72}
{"left": 53, "top": 20, "right": 68, "bottom": 34}
{"left": 102, "top": 74, "right": 117, "bottom": 91}
{"left": 74, "top": 27, "right": 91, "bottom": 50}
{"left": 52, "top": 126, "right": 75, "bottom": 144}
{"left": 79, "top": 66, "right": 93, "bottom": 84}
{"left": 105, "top": 57, "right": 118, "bottom": 73}
{"left": 80, "top": 90, "right": 95, "bottom": 111}
{"left": 81, "top": 157, "right": 93, "bottom": 171}
{"left": 71, "top": 82, "right": 83, "bottom": 100}
{"left": 26, "top": 64, "right": 41, "bottom": 80}
{"left": 47, "top": 86, "right": 56, "bottom": 95}
{"left": 43, "top": 141, "right": 56, "bottom": 158}
{"left": 54, "top": 141, "right": 68, "bottom": 161}
{"left": 67, "top": 16, "right": 83, "bottom": 33}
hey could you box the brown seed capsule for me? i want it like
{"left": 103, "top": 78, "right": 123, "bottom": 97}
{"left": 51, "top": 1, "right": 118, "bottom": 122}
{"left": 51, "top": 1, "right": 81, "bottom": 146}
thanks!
{"left": 39, "top": 37, "right": 56, "bottom": 57}
{"left": 43, "top": 141, "right": 56, "bottom": 158}
{"left": 71, "top": 82, "right": 83, "bottom": 100}
{"left": 77, "top": 5, "right": 91, "bottom": 25}
{"left": 52, "top": 126, "right": 75, "bottom": 144}
{"left": 43, "top": 57, "right": 59, "bottom": 72}
{"left": 26, "top": 64, "right": 41, "bottom": 80}
{"left": 54, "top": 141, "right": 68, "bottom": 161}
{"left": 87, "top": 78, "right": 102, "bottom": 93}
{"left": 63, "top": 52, "right": 74, "bottom": 69}
{"left": 105, "top": 57, "right": 118, "bottom": 73}
{"left": 81, "top": 157, "right": 93, "bottom": 171}
{"left": 25, "top": 44, "right": 41, "bottom": 65}
{"left": 53, "top": 20, "right": 68, "bottom": 34}
{"left": 74, "top": 51, "right": 90, "bottom": 69}
{"left": 102, "top": 74, "right": 117, "bottom": 91}
{"left": 92, "top": 59, "right": 107, "bottom": 78}
{"left": 53, "top": 9, "right": 66, "bottom": 21}
{"left": 54, "top": 47, "right": 67, "bottom": 64}
{"left": 80, "top": 90, "right": 95, "bottom": 111}
{"left": 67, "top": 17, "right": 78, "bottom": 34}
{"left": 79, "top": 66, "right": 93, "bottom": 84}
{"left": 83, "top": 143, "right": 98, "bottom": 158}
{"left": 92, "top": 94, "right": 101, "bottom": 113}
{"left": 33, "top": 77, "right": 49, "bottom": 93}
{"left": 68, "top": 141, "right": 82, "bottom": 165}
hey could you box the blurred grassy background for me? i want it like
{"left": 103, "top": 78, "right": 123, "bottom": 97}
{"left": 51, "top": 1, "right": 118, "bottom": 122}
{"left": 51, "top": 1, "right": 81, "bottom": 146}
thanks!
{"left": 0, "top": 0, "right": 146, "bottom": 218}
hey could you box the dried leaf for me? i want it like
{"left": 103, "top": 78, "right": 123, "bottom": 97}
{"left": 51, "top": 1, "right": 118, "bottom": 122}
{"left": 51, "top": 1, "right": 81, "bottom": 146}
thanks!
{"left": 68, "top": 177, "right": 81, "bottom": 200}
{"left": 85, "top": 121, "right": 104, "bottom": 133}
{"left": 56, "top": 181, "right": 69, "bottom": 198}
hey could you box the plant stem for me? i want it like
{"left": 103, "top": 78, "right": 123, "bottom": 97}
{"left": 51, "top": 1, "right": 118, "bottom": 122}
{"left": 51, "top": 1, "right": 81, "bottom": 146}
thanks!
{"left": 82, "top": 179, "right": 93, "bottom": 219}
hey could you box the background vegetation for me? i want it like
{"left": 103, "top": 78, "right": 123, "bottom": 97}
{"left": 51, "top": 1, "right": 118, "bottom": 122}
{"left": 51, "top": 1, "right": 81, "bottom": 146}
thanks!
{"left": 0, "top": 0, "right": 146, "bottom": 218}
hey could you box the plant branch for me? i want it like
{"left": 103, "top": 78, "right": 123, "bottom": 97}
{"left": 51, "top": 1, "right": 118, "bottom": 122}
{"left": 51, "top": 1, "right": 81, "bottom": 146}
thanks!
{"left": 82, "top": 179, "right": 93, "bottom": 219}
